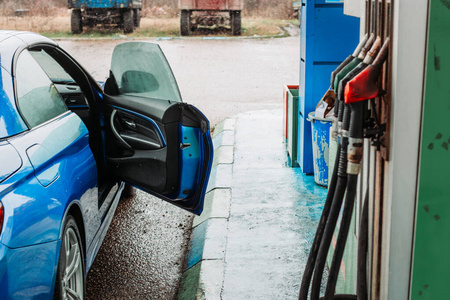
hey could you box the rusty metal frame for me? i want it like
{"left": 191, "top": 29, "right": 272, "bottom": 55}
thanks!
{"left": 363, "top": 0, "right": 393, "bottom": 299}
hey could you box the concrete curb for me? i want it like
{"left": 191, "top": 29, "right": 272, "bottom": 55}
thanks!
{"left": 178, "top": 118, "right": 235, "bottom": 300}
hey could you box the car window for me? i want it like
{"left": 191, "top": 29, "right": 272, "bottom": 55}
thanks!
{"left": 29, "top": 49, "right": 75, "bottom": 84}
{"left": 16, "top": 50, "right": 68, "bottom": 128}
{"left": 110, "top": 42, "right": 182, "bottom": 102}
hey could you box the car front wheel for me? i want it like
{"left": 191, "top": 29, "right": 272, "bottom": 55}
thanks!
{"left": 54, "top": 215, "right": 85, "bottom": 300}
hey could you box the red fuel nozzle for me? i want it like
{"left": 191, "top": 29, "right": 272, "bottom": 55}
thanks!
{"left": 344, "top": 65, "right": 382, "bottom": 104}
{"left": 344, "top": 38, "right": 389, "bottom": 104}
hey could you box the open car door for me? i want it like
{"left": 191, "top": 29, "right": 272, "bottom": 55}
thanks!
{"left": 102, "top": 42, "right": 213, "bottom": 215}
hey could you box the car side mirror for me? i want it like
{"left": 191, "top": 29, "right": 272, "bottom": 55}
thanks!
{"left": 104, "top": 71, "right": 120, "bottom": 95}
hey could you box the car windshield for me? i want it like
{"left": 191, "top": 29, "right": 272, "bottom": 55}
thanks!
{"left": 110, "top": 42, "right": 182, "bottom": 102}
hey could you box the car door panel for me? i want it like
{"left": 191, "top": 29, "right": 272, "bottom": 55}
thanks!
{"left": 110, "top": 107, "right": 165, "bottom": 150}
{"left": 104, "top": 97, "right": 179, "bottom": 194}
{"left": 103, "top": 41, "right": 212, "bottom": 215}
{"left": 103, "top": 96, "right": 212, "bottom": 214}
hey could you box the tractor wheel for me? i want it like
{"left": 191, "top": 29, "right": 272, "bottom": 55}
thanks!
{"left": 123, "top": 9, "right": 134, "bottom": 33}
{"left": 71, "top": 9, "right": 83, "bottom": 34}
{"left": 231, "top": 10, "right": 241, "bottom": 36}
{"left": 134, "top": 9, "right": 141, "bottom": 28}
{"left": 180, "top": 10, "right": 191, "bottom": 36}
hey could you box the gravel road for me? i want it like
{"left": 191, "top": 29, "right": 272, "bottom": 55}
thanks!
{"left": 57, "top": 27, "right": 300, "bottom": 299}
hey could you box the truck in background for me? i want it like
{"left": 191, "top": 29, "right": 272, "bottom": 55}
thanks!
{"left": 68, "top": 0, "right": 142, "bottom": 34}
{"left": 178, "top": 0, "right": 244, "bottom": 36}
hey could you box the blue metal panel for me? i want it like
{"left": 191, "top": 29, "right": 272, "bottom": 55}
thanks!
{"left": 0, "top": 142, "right": 22, "bottom": 183}
{"left": 312, "top": 6, "right": 360, "bottom": 62}
{"left": 176, "top": 125, "right": 201, "bottom": 200}
{"left": 297, "top": 0, "right": 359, "bottom": 173}
{"left": 298, "top": 113, "right": 314, "bottom": 174}
{"left": 0, "top": 113, "right": 98, "bottom": 249}
{"left": 0, "top": 241, "right": 60, "bottom": 299}
{"left": 69, "top": 0, "right": 142, "bottom": 9}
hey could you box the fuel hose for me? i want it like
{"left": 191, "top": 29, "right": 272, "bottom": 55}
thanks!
{"left": 324, "top": 100, "right": 365, "bottom": 300}
{"left": 298, "top": 35, "right": 368, "bottom": 300}
{"left": 309, "top": 103, "right": 350, "bottom": 300}
{"left": 323, "top": 38, "right": 389, "bottom": 300}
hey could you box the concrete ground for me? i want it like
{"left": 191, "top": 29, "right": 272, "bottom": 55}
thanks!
{"left": 178, "top": 109, "right": 328, "bottom": 299}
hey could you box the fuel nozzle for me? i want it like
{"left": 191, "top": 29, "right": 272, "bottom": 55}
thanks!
{"left": 330, "top": 33, "right": 369, "bottom": 87}
{"left": 357, "top": 33, "right": 376, "bottom": 60}
{"left": 345, "top": 38, "right": 389, "bottom": 105}
{"left": 344, "top": 38, "right": 389, "bottom": 175}
{"left": 333, "top": 33, "right": 375, "bottom": 92}
{"left": 331, "top": 34, "right": 376, "bottom": 138}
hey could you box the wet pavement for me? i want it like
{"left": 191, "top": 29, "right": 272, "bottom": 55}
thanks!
{"left": 86, "top": 191, "right": 192, "bottom": 299}
{"left": 178, "top": 110, "right": 328, "bottom": 299}
{"left": 57, "top": 28, "right": 301, "bottom": 299}
{"left": 223, "top": 110, "right": 327, "bottom": 299}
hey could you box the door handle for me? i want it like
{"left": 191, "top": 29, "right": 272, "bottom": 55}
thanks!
{"left": 124, "top": 120, "right": 136, "bottom": 129}
{"left": 111, "top": 110, "right": 132, "bottom": 150}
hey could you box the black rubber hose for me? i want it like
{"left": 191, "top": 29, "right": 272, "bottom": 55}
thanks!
{"left": 324, "top": 102, "right": 366, "bottom": 299}
{"left": 349, "top": 102, "right": 365, "bottom": 139}
{"left": 299, "top": 79, "right": 344, "bottom": 300}
{"left": 324, "top": 174, "right": 358, "bottom": 299}
{"left": 298, "top": 143, "right": 341, "bottom": 300}
{"left": 318, "top": 190, "right": 369, "bottom": 300}
{"left": 357, "top": 189, "right": 369, "bottom": 300}
{"left": 310, "top": 105, "right": 351, "bottom": 300}
{"left": 310, "top": 168, "right": 348, "bottom": 300}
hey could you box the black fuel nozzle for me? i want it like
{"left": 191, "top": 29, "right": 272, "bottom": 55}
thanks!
{"left": 333, "top": 36, "right": 380, "bottom": 144}
{"left": 329, "top": 34, "right": 370, "bottom": 140}
{"left": 344, "top": 38, "right": 390, "bottom": 174}
{"left": 330, "top": 33, "right": 369, "bottom": 87}
{"left": 332, "top": 33, "right": 375, "bottom": 92}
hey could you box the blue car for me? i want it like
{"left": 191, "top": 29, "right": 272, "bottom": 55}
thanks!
{"left": 0, "top": 31, "right": 213, "bottom": 299}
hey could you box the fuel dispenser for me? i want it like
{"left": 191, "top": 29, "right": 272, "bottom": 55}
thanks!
{"left": 299, "top": 35, "right": 389, "bottom": 300}
{"left": 299, "top": 0, "right": 450, "bottom": 299}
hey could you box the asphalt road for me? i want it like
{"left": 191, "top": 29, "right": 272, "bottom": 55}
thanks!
{"left": 58, "top": 27, "right": 300, "bottom": 299}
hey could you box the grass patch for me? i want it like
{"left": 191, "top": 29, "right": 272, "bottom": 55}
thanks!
{"left": 0, "top": 14, "right": 297, "bottom": 39}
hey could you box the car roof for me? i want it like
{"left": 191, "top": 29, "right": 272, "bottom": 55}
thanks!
{"left": 0, "top": 31, "right": 57, "bottom": 75}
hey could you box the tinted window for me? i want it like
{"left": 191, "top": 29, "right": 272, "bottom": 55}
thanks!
{"left": 16, "top": 50, "right": 67, "bottom": 128}
{"left": 110, "top": 42, "right": 182, "bottom": 102}
{"left": 29, "top": 49, "right": 75, "bottom": 84}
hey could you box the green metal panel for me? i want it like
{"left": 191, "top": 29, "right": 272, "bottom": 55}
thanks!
{"left": 411, "top": 1, "right": 450, "bottom": 299}
{"left": 288, "top": 88, "right": 299, "bottom": 167}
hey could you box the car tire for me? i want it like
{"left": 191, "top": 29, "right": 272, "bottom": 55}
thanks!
{"left": 71, "top": 10, "right": 83, "bottom": 34}
{"left": 231, "top": 10, "right": 241, "bottom": 36}
{"left": 123, "top": 9, "right": 134, "bottom": 33}
{"left": 53, "top": 216, "right": 85, "bottom": 300}
{"left": 134, "top": 9, "right": 141, "bottom": 28}
{"left": 180, "top": 10, "right": 191, "bottom": 36}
